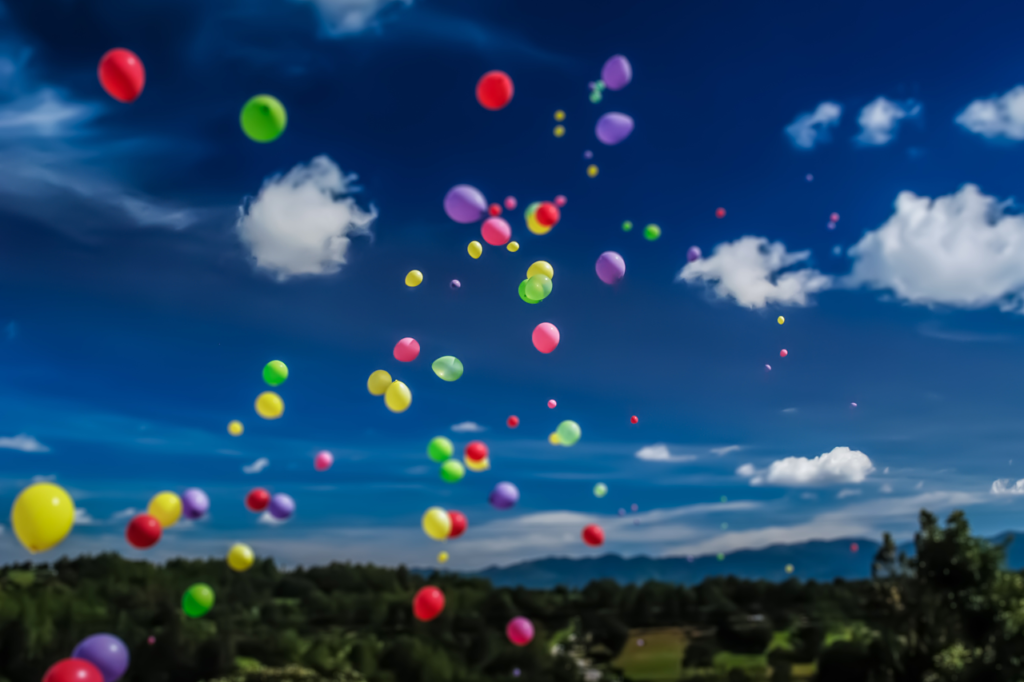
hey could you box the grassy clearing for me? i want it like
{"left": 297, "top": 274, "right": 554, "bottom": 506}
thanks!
{"left": 611, "top": 627, "right": 687, "bottom": 682}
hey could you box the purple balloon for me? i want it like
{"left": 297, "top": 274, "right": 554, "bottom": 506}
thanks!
{"left": 181, "top": 488, "right": 209, "bottom": 520}
{"left": 595, "top": 251, "right": 625, "bottom": 285}
{"left": 268, "top": 493, "right": 295, "bottom": 520}
{"left": 687, "top": 246, "right": 702, "bottom": 263}
{"left": 450, "top": 279, "right": 461, "bottom": 289}
{"left": 595, "top": 112, "right": 634, "bottom": 146}
{"left": 72, "top": 634, "right": 130, "bottom": 682}
{"left": 443, "top": 184, "right": 487, "bottom": 224}
{"left": 489, "top": 481, "right": 520, "bottom": 510}
{"left": 601, "top": 55, "right": 632, "bottom": 91}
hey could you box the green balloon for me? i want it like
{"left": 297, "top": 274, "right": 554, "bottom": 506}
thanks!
{"left": 440, "top": 459, "right": 465, "bottom": 483}
{"left": 240, "top": 95, "right": 287, "bottom": 143}
{"left": 525, "top": 275, "right": 552, "bottom": 301}
{"left": 427, "top": 436, "right": 454, "bottom": 463}
{"left": 182, "top": 583, "right": 215, "bottom": 618}
{"left": 262, "top": 360, "right": 288, "bottom": 386}
{"left": 431, "top": 356, "right": 464, "bottom": 382}
{"left": 622, "top": 220, "right": 633, "bottom": 232}
{"left": 518, "top": 280, "right": 539, "bottom": 304}
{"left": 643, "top": 224, "right": 662, "bottom": 241}
{"left": 555, "top": 420, "right": 581, "bottom": 446}
{"left": 593, "top": 482, "right": 608, "bottom": 498}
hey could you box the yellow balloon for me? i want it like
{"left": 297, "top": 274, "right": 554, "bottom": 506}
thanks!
{"left": 553, "top": 125, "right": 565, "bottom": 137}
{"left": 554, "top": 110, "right": 566, "bottom": 122}
{"left": 507, "top": 241, "right": 520, "bottom": 253}
{"left": 527, "top": 261, "right": 554, "bottom": 280}
{"left": 227, "top": 542, "right": 255, "bottom": 572}
{"left": 422, "top": 506, "right": 451, "bottom": 541}
{"left": 548, "top": 432, "right": 561, "bottom": 445}
{"left": 10, "top": 483, "right": 75, "bottom": 554}
{"left": 464, "top": 455, "right": 490, "bottom": 472}
{"left": 384, "top": 380, "right": 412, "bottom": 413}
{"left": 227, "top": 420, "right": 244, "bottom": 436}
{"left": 255, "top": 391, "right": 284, "bottom": 420}
{"left": 438, "top": 551, "right": 449, "bottom": 564}
{"left": 405, "top": 270, "right": 423, "bottom": 287}
{"left": 147, "top": 491, "right": 182, "bottom": 528}
{"left": 468, "top": 241, "right": 483, "bottom": 259}
{"left": 525, "top": 203, "right": 552, "bottom": 236}
{"left": 587, "top": 164, "right": 599, "bottom": 178}
{"left": 367, "top": 370, "right": 392, "bottom": 396}
{"left": 778, "top": 316, "right": 785, "bottom": 325}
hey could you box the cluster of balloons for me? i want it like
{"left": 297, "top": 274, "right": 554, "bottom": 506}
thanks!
{"left": 421, "top": 506, "right": 468, "bottom": 541}
{"left": 43, "top": 633, "right": 129, "bottom": 682}
{"left": 621, "top": 220, "right": 661, "bottom": 241}
{"left": 125, "top": 489, "right": 203, "bottom": 550}
{"left": 244, "top": 487, "right": 295, "bottom": 520}
{"left": 255, "top": 359, "right": 289, "bottom": 419}
{"left": 10, "top": 482, "right": 75, "bottom": 554}
{"left": 827, "top": 211, "right": 840, "bottom": 230}
{"left": 589, "top": 54, "right": 632, "bottom": 104}
{"left": 524, "top": 200, "right": 563, "bottom": 235}
{"left": 548, "top": 420, "right": 581, "bottom": 447}
{"left": 519, "top": 260, "right": 555, "bottom": 304}
{"left": 367, "top": 369, "right": 412, "bottom": 413}
{"left": 553, "top": 110, "right": 566, "bottom": 137}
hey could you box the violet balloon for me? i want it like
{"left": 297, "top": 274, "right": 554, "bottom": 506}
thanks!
{"left": 490, "top": 481, "right": 520, "bottom": 509}
{"left": 181, "top": 488, "right": 210, "bottom": 520}
{"left": 687, "top": 246, "right": 702, "bottom": 263}
{"left": 443, "top": 184, "right": 487, "bottom": 223}
{"left": 595, "top": 112, "right": 634, "bottom": 146}
{"left": 450, "top": 279, "right": 461, "bottom": 289}
{"left": 72, "top": 634, "right": 130, "bottom": 682}
{"left": 268, "top": 493, "right": 295, "bottom": 520}
{"left": 601, "top": 55, "right": 632, "bottom": 91}
{"left": 595, "top": 251, "right": 625, "bottom": 285}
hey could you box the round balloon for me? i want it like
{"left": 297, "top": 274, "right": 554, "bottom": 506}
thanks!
{"left": 227, "top": 543, "right": 255, "bottom": 572}
{"left": 464, "top": 455, "right": 490, "bottom": 472}
{"left": 595, "top": 112, "right": 634, "bottom": 145}
{"left": 527, "top": 261, "right": 554, "bottom": 279}
{"left": 631, "top": 415, "right": 639, "bottom": 424}
{"left": 504, "top": 196, "right": 517, "bottom": 210}
{"left": 440, "top": 459, "right": 466, "bottom": 483}
{"left": 262, "top": 360, "right": 288, "bottom": 386}
{"left": 438, "top": 551, "right": 449, "bottom": 564}
{"left": 464, "top": 441, "right": 489, "bottom": 462}
{"left": 556, "top": 420, "right": 581, "bottom": 446}
{"left": 587, "top": 164, "right": 599, "bottom": 178}
{"left": 548, "top": 432, "right": 561, "bottom": 446}
{"left": 780, "top": 349, "right": 788, "bottom": 358}
{"left": 507, "top": 415, "right": 520, "bottom": 428}
{"left": 147, "top": 492, "right": 182, "bottom": 528}
{"left": 582, "top": 524, "right": 605, "bottom": 547}
{"left": 42, "top": 659, "right": 104, "bottom": 682}
{"left": 535, "top": 202, "right": 560, "bottom": 227}
{"left": 268, "top": 493, "right": 295, "bottom": 520}
{"left": 532, "top": 323, "right": 560, "bottom": 354}
{"left": 427, "top": 436, "right": 454, "bottom": 463}
{"left": 245, "top": 488, "right": 270, "bottom": 512}
{"left": 240, "top": 95, "right": 287, "bottom": 143}
{"left": 394, "top": 338, "right": 420, "bottom": 362}
{"left": 481, "top": 217, "right": 512, "bottom": 246}
{"left": 447, "top": 510, "right": 468, "bottom": 539}
{"left": 385, "top": 381, "right": 412, "bottom": 413}
{"left": 181, "top": 488, "right": 210, "bottom": 520}
{"left": 367, "top": 370, "right": 393, "bottom": 396}
{"left": 182, "top": 583, "right": 215, "bottom": 618}
{"left": 412, "top": 586, "right": 446, "bottom": 621}
{"left": 507, "top": 241, "right": 520, "bottom": 252}
{"left": 97, "top": 48, "right": 145, "bottom": 103}
{"left": 255, "top": 391, "right": 284, "bottom": 420}
{"left": 314, "top": 450, "right": 334, "bottom": 471}
{"left": 125, "top": 513, "right": 162, "bottom": 549}
{"left": 468, "top": 241, "right": 483, "bottom": 259}
{"left": 643, "top": 224, "right": 661, "bottom": 241}
{"left": 554, "top": 195, "right": 567, "bottom": 207}
{"left": 72, "top": 634, "right": 129, "bottom": 682}
{"left": 10, "top": 482, "right": 75, "bottom": 554}
{"left": 405, "top": 270, "right": 424, "bottom": 287}
{"left": 595, "top": 251, "right": 625, "bottom": 285}
{"left": 524, "top": 202, "right": 552, "bottom": 235}
{"left": 227, "top": 420, "right": 244, "bottom": 436}
{"left": 548, "top": 399, "right": 557, "bottom": 409}
{"left": 444, "top": 185, "right": 487, "bottom": 223}
{"left": 450, "top": 279, "right": 461, "bottom": 289}
{"left": 525, "top": 274, "right": 552, "bottom": 301}
{"left": 601, "top": 55, "right": 632, "bottom": 91}
{"left": 489, "top": 482, "right": 519, "bottom": 510}
{"left": 687, "top": 246, "right": 702, "bottom": 262}
{"left": 716, "top": 207, "right": 727, "bottom": 219}
{"left": 593, "top": 483, "right": 608, "bottom": 498}
{"left": 476, "top": 70, "right": 514, "bottom": 110}
{"left": 518, "top": 280, "right": 539, "bottom": 304}
{"left": 422, "top": 507, "right": 452, "bottom": 540}
{"left": 489, "top": 203, "right": 502, "bottom": 216}
{"left": 431, "top": 356, "right": 464, "bottom": 382}
{"left": 506, "top": 617, "right": 535, "bottom": 646}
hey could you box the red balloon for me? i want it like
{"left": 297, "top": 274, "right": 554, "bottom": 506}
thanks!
{"left": 464, "top": 441, "right": 489, "bottom": 462}
{"left": 412, "top": 586, "right": 445, "bottom": 622}
{"left": 630, "top": 416, "right": 638, "bottom": 424}
{"left": 488, "top": 203, "right": 502, "bottom": 216}
{"left": 475, "top": 70, "right": 514, "bottom": 111}
{"left": 97, "top": 48, "right": 145, "bottom": 103}
{"left": 582, "top": 524, "right": 605, "bottom": 547}
{"left": 850, "top": 542, "right": 859, "bottom": 553}
{"left": 448, "top": 510, "right": 468, "bottom": 539}
{"left": 125, "top": 513, "right": 162, "bottom": 549}
{"left": 507, "top": 415, "right": 520, "bottom": 429}
{"left": 246, "top": 487, "right": 270, "bottom": 512}
{"left": 715, "top": 207, "right": 726, "bottom": 219}
{"left": 43, "top": 658, "right": 104, "bottom": 682}
{"left": 535, "top": 202, "right": 560, "bottom": 227}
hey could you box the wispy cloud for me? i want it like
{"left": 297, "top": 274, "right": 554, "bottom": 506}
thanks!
{"left": 243, "top": 457, "right": 270, "bottom": 474}
{"left": 785, "top": 101, "right": 842, "bottom": 149}
{"left": 0, "top": 434, "right": 50, "bottom": 452}
{"left": 856, "top": 97, "right": 920, "bottom": 146}
{"left": 991, "top": 478, "right": 1024, "bottom": 495}
{"left": 297, "top": 0, "right": 413, "bottom": 36}
{"left": 73, "top": 508, "right": 98, "bottom": 526}
{"left": 710, "top": 445, "right": 741, "bottom": 456}
{"left": 635, "top": 444, "right": 698, "bottom": 463}
{"left": 956, "top": 85, "right": 1024, "bottom": 141}
{"left": 451, "top": 421, "right": 486, "bottom": 433}
{"left": 837, "top": 489, "right": 863, "bottom": 499}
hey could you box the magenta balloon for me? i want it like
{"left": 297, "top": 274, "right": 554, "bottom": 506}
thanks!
{"left": 687, "top": 246, "right": 702, "bottom": 262}
{"left": 506, "top": 616, "right": 535, "bottom": 646}
{"left": 532, "top": 323, "right": 560, "bottom": 354}
{"left": 595, "top": 251, "right": 625, "bottom": 285}
{"left": 443, "top": 184, "right": 487, "bottom": 223}
{"left": 601, "top": 55, "right": 632, "bottom": 91}
{"left": 181, "top": 488, "right": 209, "bottom": 520}
{"left": 595, "top": 112, "right": 634, "bottom": 146}
{"left": 314, "top": 450, "right": 334, "bottom": 471}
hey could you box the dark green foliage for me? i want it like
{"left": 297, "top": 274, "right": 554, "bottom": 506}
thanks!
{"left": 816, "top": 641, "right": 869, "bottom": 682}
{"left": 682, "top": 638, "right": 717, "bottom": 668}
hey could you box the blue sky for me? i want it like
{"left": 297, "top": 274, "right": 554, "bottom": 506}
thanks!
{"left": 1, "top": 0, "right": 1024, "bottom": 571}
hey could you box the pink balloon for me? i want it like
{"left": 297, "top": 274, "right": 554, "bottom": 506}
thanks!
{"left": 504, "top": 196, "right": 517, "bottom": 210}
{"left": 780, "top": 349, "right": 788, "bottom": 358}
{"left": 506, "top": 616, "right": 535, "bottom": 646}
{"left": 532, "top": 323, "right": 560, "bottom": 354}
{"left": 314, "top": 450, "right": 334, "bottom": 471}
{"left": 394, "top": 338, "right": 420, "bottom": 362}
{"left": 481, "top": 217, "right": 511, "bottom": 246}
{"left": 547, "top": 399, "right": 557, "bottom": 409}
{"left": 554, "top": 195, "right": 567, "bottom": 207}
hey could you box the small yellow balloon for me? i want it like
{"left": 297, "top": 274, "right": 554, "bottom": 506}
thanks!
{"left": 422, "top": 506, "right": 451, "bottom": 541}
{"left": 227, "top": 542, "right": 255, "bottom": 572}
{"left": 255, "top": 391, "right": 284, "bottom": 420}
{"left": 227, "top": 420, "right": 244, "bottom": 436}
{"left": 548, "top": 432, "right": 561, "bottom": 445}
{"left": 527, "top": 261, "right": 554, "bottom": 280}
{"left": 10, "top": 483, "right": 75, "bottom": 554}
{"left": 778, "top": 316, "right": 785, "bottom": 325}
{"left": 367, "top": 370, "right": 392, "bottom": 396}
{"left": 438, "top": 551, "right": 449, "bottom": 564}
{"left": 507, "top": 241, "right": 520, "bottom": 253}
{"left": 468, "top": 241, "right": 483, "bottom": 259}
{"left": 405, "top": 270, "right": 423, "bottom": 287}
{"left": 554, "top": 110, "right": 566, "bottom": 122}
{"left": 384, "top": 380, "right": 412, "bottom": 413}
{"left": 553, "top": 125, "right": 565, "bottom": 138}
{"left": 464, "top": 455, "right": 491, "bottom": 472}
{"left": 147, "top": 491, "right": 182, "bottom": 529}
{"left": 587, "top": 164, "right": 599, "bottom": 178}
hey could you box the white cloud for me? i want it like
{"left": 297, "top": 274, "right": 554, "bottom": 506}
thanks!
{"left": 676, "top": 236, "right": 831, "bottom": 309}
{"left": 845, "top": 184, "right": 1024, "bottom": 312}
{"left": 991, "top": 478, "right": 1024, "bottom": 495}
{"left": 298, "top": 0, "right": 413, "bottom": 35}
{"left": 0, "top": 434, "right": 50, "bottom": 452}
{"left": 635, "top": 444, "right": 698, "bottom": 463}
{"left": 856, "top": 96, "right": 920, "bottom": 146}
{"left": 110, "top": 507, "right": 137, "bottom": 520}
{"left": 0, "top": 88, "right": 96, "bottom": 137}
{"left": 710, "top": 445, "right": 741, "bottom": 456}
{"left": 781, "top": 407, "right": 799, "bottom": 414}
{"left": 737, "top": 446, "right": 874, "bottom": 487}
{"left": 785, "top": 101, "right": 842, "bottom": 149}
{"left": 956, "top": 85, "right": 1024, "bottom": 140}
{"left": 236, "top": 155, "right": 376, "bottom": 281}
{"left": 800, "top": 492, "right": 818, "bottom": 500}
{"left": 451, "top": 421, "right": 486, "bottom": 433}
{"left": 258, "top": 511, "right": 289, "bottom": 526}
{"left": 837, "top": 488, "right": 863, "bottom": 499}
{"left": 880, "top": 484, "right": 893, "bottom": 494}
{"left": 74, "top": 508, "right": 98, "bottom": 526}
{"left": 242, "top": 457, "right": 270, "bottom": 474}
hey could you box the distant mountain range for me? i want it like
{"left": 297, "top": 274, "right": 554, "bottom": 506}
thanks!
{"left": 457, "top": 534, "right": 1024, "bottom": 589}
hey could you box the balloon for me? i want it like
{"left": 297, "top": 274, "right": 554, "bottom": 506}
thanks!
{"left": 147, "top": 491, "right": 182, "bottom": 528}
{"left": 10, "top": 483, "right": 75, "bottom": 554}
{"left": 601, "top": 55, "right": 632, "bottom": 91}
{"left": 405, "top": 270, "right": 423, "bottom": 287}
{"left": 444, "top": 185, "right": 487, "bottom": 223}
{"left": 97, "top": 48, "right": 145, "bottom": 103}
{"left": 450, "top": 279, "right": 461, "bottom": 289}
{"left": 830, "top": 212, "right": 840, "bottom": 222}
{"left": 262, "top": 360, "right": 288, "bottom": 386}
{"left": 422, "top": 507, "right": 452, "bottom": 540}
{"left": 240, "top": 95, "right": 287, "bottom": 143}
{"left": 440, "top": 459, "right": 465, "bottom": 483}
{"left": 582, "top": 524, "right": 604, "bottom": 547}
{"left": 506, "top": 617, "right": 534, "bottom": 646}
{"left": 181, "top": 488, "right": 210, "bottom": 520}
{"left": 385, "top": 381, "right": 412, "bottom": 413}
{"left": 593, "top": 483, "right": 608, "bottom": 498}
{"left": 595, "top": 251, "right": 625, "bottom": 285}
{"left": 554, "top": 110, "right": 566, "bottom": 122}
{"left": 535, "top": 202, "right": 560, "bottom": 227}
{"left": 630, "top": 415, "right": 639, "bottom": 424}
{"left": 524, "top": 202, "right": 552, "bottom": 236}
{"left": 850, "top": 542, "right": 860, "bottom": 553}
{"left": 464, "top": 441, "right": 489, "bottom": 462}
{"left": 584, "top": 150, "right": 593, "bottom": 159}
{"left": 595, "top": 112, "right": 634, "bottom": 145}
{"left": 785, "top": 563, "right": 795, "bottom": 574}
{"left": 255, "top": 391, "right": 284, "bottom": 420}
{"left": 504, "top": 196, "right": 517, "bottom": 210}
{"left": 587, "top": 164, "right": 599, "bottom": 178}
{"left": 468, "top": 241, "right": 483, "bottom": 259}
{"left": 412, "top": 586, "right": 446, "bottom": 621}
{"left": 556, "top": 420, "right": 581, "bottom": 446}
{"left": 227, "top": 420, "right": 244, "bottom": 436}
{"left": 553, "top": 125, "right": 565, "bottom": 138}
{"left": 766, "top": 364, "right": 772, "bottom": 371}
{"left": 245, "top": 488, "right": 270, "bottom": 512}
{"left": 507, "top": 241, "right": 520, "bottom": 252}
{"left": 475, "top": 70, "right": 514, "bottom": 110}
{"left": 42, "top": 659, "right": 104, "bottom": 682}
{"left": 518, "top": 280, "right": 539, "bottom": 304}
{"left": 687, "top": 246, "right": 702, "bottom": 262}
{"left": 227, "top": 543, "right": 255, "bottom": 572}
{"left": 548, "top": 399, "right": 557, "bottom": 409}
{"left": 182, "top": 583, "right": 215, "bottom": 618}
{"left": 367, "top": 370, "right": 392, "bottom": 396}
{"left": 622, "top": 220, "right": 633, "bottom": 232}
{"left": 507, "top": 415, "right": 520, "bottom": 428}
{"left": 464, "top": 455, "right": 490, "bottom": 472}
{"left": 548, "top": 432, "right": 560, "bottom": 445}
{"left": 72, "top": 634, "right": 130, "bottom": 682}
{"left": 438, "top": 551, "right": 449, "bottom": 563}
{"left": 716, "top": 207, "right": 726, "bottom": 219}
{"left": 643, "top": 224, "right": 661, "bottom": 241}
{"left": 851, "top": 402, "right": 858, "bottom": 408}
{"left": 431, "top": 356, "right": 464, "bottom": 382}
{"left": 527, "top": 261, "right": 554, "bottom": 279}
{"left": 488, "top": 203, "right": 502, "bottom": 216}
{"left": 146, "top": 637, "right": 155, "bottom": 645}
{"left": 532, "top": 323, "right": 560, "bottom": 354}
{"left": 780, "top": 349, "right": 788, "bottom": 358}
{"left": 394, "top": 338, "right": 420, "bottom": 362}
{"left": 807, "top": 174, "right": 814, "bottom": 182}
{"left": 428, "top": 436, "right": 454, "bottom": 462}
{"left": 125, "top": 513, "right": 161, "bottom": 549}
{"left": 554, "top": 195, "right": 567, "bottom": 207}
{"left": 314, "top": 450, "right": 334, "bottom": 471}
{"left": 481, "top": 217, "right": 511, "bottom": 246}
{"left": 268, "top": 493, "right": 295, "bottom": 520}
{"left": 525, "top": 274, "right": 552, "bottom": 301}
{"left": 778, "top": 316, "right": 785, "bottom": 325}
{"left": 489, "top": 482, "right": 519, "bottom": 510}
{"left": 448, "top": 511, "right": 467, "bottom": 539}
